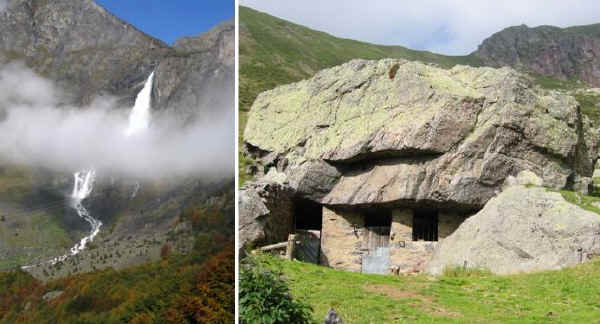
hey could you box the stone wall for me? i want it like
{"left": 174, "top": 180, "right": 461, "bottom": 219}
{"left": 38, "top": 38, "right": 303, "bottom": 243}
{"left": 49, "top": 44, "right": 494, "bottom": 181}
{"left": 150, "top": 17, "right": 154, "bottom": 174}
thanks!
{"left": 320, "top": 207, "right": 364, "bottom": 272}
{"left": 388, "top": 209, "right": 469, "bottom": 273}
{"left": 389, "top": 209, "right": 436, "bottom": 273}
{"left": 320, "top": 206, "right": 470, "bottom": 274}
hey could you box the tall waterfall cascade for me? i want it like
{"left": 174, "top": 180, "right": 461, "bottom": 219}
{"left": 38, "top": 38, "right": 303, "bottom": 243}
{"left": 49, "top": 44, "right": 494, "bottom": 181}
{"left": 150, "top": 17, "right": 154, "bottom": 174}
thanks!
{"left": 126, "top": 71, "right": 155, "bottom": 137}
{"left": 47, "top": 71, "right": 156, "bottom": 266}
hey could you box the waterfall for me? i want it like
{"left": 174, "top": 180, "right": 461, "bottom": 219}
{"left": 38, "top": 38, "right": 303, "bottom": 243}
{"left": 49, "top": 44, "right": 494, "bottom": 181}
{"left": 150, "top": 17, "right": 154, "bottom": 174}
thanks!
{"left": 131, "top": 181, "right": 141, "bottom": 199}
{"left": 45, "top": 72, "right": 155, "bottom": 266}
{"left": 72, "top": 169, "right": 96, "bottom": 200}
{"left": 69, "top": 170, "right": 101, "bottom": 254}
{"left": 125, "top": 71, "right": 155, "bottom": 136}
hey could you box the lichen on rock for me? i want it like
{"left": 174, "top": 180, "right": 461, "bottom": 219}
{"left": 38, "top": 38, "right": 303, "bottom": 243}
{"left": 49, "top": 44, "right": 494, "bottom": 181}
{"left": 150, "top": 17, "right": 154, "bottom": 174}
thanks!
{"left": 244, "top": 59, "right": 598, "bottom": 210}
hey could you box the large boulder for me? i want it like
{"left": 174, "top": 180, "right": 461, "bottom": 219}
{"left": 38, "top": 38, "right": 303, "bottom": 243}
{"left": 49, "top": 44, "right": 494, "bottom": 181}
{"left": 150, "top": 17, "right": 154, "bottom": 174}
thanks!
{"left": 239, "top": 179, "right": 295, "bottom": 252}
{"left": 244, "top": 59, "right": 599, "bottom": 210}
{"left": 426, "top": 172, "right": 600, "bottom": 275}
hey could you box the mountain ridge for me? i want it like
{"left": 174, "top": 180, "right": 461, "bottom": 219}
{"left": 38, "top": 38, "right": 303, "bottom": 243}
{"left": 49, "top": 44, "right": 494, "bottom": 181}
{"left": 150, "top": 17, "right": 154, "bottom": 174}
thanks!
{"left": 473, "top": 23, "right": 600, "bottom": 87}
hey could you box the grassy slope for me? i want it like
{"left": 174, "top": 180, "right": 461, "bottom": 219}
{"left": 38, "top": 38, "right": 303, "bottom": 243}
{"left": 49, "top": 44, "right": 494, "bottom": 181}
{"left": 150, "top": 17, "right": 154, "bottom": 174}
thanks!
{"left": 259, "top": 255, "right": 600, "bottom": 323}
{"left": 238, "top": 6, "right": 482, "bottom": 184}
{"left": 0, "top": 166, "right": 76, "bottom": 270}
{"left": 0, "top": 193, "right": 235, "bottom": 323}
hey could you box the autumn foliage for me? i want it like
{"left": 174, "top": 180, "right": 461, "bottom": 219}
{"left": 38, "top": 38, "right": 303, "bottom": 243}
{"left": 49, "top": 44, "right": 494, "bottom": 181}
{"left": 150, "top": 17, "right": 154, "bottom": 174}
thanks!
{"left": 0, "top": 191, "right": 234, "bottom": 323}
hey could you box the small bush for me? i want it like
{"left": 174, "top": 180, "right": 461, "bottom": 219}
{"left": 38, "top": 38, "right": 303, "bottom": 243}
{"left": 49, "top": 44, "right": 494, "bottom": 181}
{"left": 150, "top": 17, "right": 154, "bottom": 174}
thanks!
{"left": 240, "top": 256, "right": 313, "bottom": 324}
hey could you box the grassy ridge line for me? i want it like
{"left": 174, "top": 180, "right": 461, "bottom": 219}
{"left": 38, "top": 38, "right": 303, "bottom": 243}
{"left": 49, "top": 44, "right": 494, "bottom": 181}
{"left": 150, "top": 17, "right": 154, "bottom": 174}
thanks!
{"left": 238, "top": 6, "right": 482, "bottom": 184}
{"left": 239, "top": 6, "right": 481, "bottom": 113}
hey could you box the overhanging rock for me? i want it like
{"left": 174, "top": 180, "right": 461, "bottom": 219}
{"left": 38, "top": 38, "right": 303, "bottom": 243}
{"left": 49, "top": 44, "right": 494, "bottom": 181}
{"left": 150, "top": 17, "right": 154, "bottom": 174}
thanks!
{"left": 244, "top": 59, "right": 599, "bottom": 210}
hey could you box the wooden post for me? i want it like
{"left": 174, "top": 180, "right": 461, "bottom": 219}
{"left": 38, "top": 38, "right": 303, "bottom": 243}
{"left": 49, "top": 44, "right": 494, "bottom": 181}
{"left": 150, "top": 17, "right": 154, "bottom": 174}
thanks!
{"left": 286, "top": 234, "right": 296, "bottom": 260}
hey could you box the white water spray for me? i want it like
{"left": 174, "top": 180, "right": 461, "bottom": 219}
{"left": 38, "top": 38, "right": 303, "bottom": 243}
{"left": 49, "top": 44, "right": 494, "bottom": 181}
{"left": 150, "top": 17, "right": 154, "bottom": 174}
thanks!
{"left": 69, "top": 170, "right": 101, "bottom": 252}
{"left": 44, "top": 72, "right": 156, "bottom": 266}
{"left": 131, "top": 181, "right": 140, "bottom": 199}
{"left": 125, "top": 71, "right": 154, "bottom": 137}
{"left": 48, "top": 169, "right": 101, "bottom": 265}
{"left": 72, "top": 169, "right": 96, "bottom": 200}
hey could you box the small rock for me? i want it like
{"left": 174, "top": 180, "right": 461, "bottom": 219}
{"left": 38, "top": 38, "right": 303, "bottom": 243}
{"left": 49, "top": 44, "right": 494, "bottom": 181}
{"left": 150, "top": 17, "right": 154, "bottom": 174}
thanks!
{"left": 43, "top": 290, "right": 63, "bottom": 302}
{"left": 324, "top": 308, "right": 343, "bottom": 324}
{"left": 515, "top": 170, "right": 544, "bottom": 187}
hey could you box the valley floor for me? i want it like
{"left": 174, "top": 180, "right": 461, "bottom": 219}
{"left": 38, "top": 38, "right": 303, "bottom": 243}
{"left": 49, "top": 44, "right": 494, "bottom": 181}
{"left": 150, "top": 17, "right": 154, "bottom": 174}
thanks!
{"left": 256, "top": 255, "right": 600, "bottom": 323}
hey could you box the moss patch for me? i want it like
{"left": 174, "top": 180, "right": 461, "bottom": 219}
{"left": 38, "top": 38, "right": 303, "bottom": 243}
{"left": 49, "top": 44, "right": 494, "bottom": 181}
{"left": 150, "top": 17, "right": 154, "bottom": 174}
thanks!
{"left": 532, "top": 73, "right": 584, "bottom": 90}
{"left": 548, "top": 188, "right": 600, "bottom": 215}
{"left": 574, "top": 92, "right": 600, "bottom": 124}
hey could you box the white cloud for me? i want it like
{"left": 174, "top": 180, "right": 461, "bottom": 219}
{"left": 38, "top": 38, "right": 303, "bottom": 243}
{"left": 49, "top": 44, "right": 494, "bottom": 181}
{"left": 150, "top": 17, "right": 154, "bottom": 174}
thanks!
{"left": 0, "top": 62, "right": 234, "bottom": 181}
{"left": 240, "top": 0, "right": 600, "bottom": 55}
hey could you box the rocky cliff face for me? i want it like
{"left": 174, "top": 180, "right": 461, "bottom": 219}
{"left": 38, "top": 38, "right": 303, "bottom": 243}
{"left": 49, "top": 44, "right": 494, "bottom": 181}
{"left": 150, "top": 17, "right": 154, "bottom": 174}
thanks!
{"left": 153, "top": 20, "right": 234, "bottom": 124}
{"left": 244, "top": 59, "right": 600, "bottom": 212}
{"left": 474, "top": 24, "right": 600, "bottom": 87}
{"left": 0, "top": 0, "right": 173, "bottom": 106}
{"left": 0, "top": 0, "right": 234, "bottom": 120}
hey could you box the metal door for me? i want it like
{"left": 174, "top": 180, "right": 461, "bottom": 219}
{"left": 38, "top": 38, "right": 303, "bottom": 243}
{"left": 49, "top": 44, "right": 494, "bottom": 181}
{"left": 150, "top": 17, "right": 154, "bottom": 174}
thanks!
{"left": 361, "top": 226, "right": 390, "bottom": 274}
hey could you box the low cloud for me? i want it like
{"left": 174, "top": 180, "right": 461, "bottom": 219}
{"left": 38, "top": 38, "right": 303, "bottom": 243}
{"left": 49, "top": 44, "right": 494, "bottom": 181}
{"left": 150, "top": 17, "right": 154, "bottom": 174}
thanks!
{"left": 241, "top": 0, "right": 600, "bottom": 55}
{"left": 0, "top": 62, "right": 234, "bottom": 181}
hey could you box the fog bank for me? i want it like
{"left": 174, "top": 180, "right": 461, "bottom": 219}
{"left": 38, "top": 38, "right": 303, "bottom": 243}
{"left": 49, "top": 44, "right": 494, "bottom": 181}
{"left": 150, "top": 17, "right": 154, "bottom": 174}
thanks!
{"left": 0, "top": 62, "right": 234, "bottom": 180}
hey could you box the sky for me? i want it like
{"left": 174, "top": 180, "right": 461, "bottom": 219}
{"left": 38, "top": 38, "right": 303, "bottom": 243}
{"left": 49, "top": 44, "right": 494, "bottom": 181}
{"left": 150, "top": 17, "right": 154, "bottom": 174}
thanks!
{"left": 96, "top": 0, "right": 234, "bottom": 44}
{"left": 240, "top": 0, "right": 600, "bottom": 56}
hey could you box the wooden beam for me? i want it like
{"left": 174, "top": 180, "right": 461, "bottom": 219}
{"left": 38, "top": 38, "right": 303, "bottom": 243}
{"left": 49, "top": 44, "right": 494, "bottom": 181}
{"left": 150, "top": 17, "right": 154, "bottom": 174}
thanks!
{"left": 286, "top": 234, "right": 297, "bottom": 260}
{"left": 257, "top": 242, "right": 287, "bottom": 251}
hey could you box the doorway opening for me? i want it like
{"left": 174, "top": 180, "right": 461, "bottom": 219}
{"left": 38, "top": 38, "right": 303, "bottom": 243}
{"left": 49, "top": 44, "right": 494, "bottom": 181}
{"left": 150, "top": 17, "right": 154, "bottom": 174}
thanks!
{"left": 294, "top": 198, "right": 322, "bottom": 230}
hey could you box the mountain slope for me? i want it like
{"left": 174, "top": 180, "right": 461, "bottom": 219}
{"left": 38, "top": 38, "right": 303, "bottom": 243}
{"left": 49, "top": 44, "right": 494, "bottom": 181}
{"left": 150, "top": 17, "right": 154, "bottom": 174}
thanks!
{"left": 0, "top": 0, "right": 173, "bottom": 106}
{"left": 474, "top": 24, "right": 600, "bottom": 87}
{"left": 154, "top": 20, "right": 234, "bottom": 124}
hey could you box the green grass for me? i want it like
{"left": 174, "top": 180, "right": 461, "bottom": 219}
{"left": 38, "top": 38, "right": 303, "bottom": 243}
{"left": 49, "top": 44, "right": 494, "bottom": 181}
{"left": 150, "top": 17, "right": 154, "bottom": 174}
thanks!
{"left": 0, "top": 165, "right": 77, "bottom": 270}
{"left": 532, "top": 74, "right": 584, "bottom": 91}
{"left": 550, "top": 189, "right": 600, "bottom": 215}
{"left": 574, "top": 92, "right": 600, "bottom": 124}
{"left": 255, "top": 254, "right": 600, "bottom": 323}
